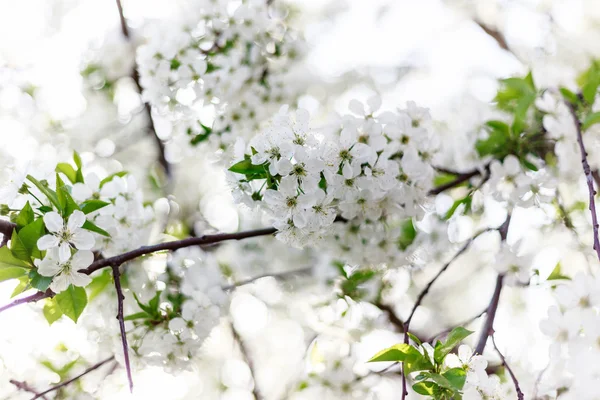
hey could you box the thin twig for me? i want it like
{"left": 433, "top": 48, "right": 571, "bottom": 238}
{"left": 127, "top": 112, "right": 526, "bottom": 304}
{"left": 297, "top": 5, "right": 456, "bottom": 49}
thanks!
{"left": 9, "top": 380, "right": 48, "bottom": 400}
{"left": 475, "top": 20, "right": 510, "bottom": 51}
{"left": 405, "top": 228, "right": 491, "bottom": 327}
{"left": 0, "top": 290, "right": 53, "bottom": 314}
{"left": 425, "top": 307, "right": 487, "bottom": 343}
{"left": 490, "top": 335, "right": 524, "bottom": 400}
{"left": 221, "top": 266, "right": 313, "bottom": 291}
{"left": 566, "top": 101, "right": 600, "bottom": 262}
{"left": 427, "top": 165, "right": 488, "bottom": 196}
{"left": 112, "top": 266, "right": 133, "bottom": 392}
{"left": 114, "top": 0, "right": 170, "bottom": 178}
{"left": 230, "top": 322, "right": 262, "bottom": 400}
{"left": 375, "top": 302, "right": 406, "bottom": 332}
{"left": 475, "top": 274, "right": 504, "bottom": 355}
{"left": 29, "top": 356, "right": 115, "bottom": 400}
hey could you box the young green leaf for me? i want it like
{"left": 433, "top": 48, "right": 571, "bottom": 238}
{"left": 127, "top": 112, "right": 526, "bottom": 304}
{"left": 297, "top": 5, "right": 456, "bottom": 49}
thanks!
{"left": 434, "top": 327, "right": 473, "bottom": 364}
{"left": 442, "top": 367, "right": 467, "bottom": 390}
{"left": 10, "top": 229, "right": 32, "bottom": 263}
{"left": 28, "top": 269, "right": 53, "bottom": 292}
{"left": 56, "top": 163, "right": 78, "bottom": 184}
{"left": 80, "top": 200, "right": 110, "bottom": 215}
{"left": 43, "top": 298, "right": 64, "bottom": 325}
{"left": 369, "top": 343, "right": 413, "bottom": 362}
{"left": 10, "top": 276, "right": 30, "bottom": 298}
{"left": 547, "top": 262, "right": 571, "bottom": 281}
{"left": 0, "top": 246, "right": 31, "bottom": 269}
{"left": 82, "top": 220, "right": 110, "bottom": 237}
{"left": 27, "top": 175, "right": 62, "bottom": 212}
{"left": 15, "top": 201, "right": 34, "bottom": 229}
{"left": 99, "top": 171, "right": 127, "bottom": 188}
{"left": 55, "top": 285, "right": 88, "bottom": 323}
{"left": 73, "top": 151, "right": 82, "bottom": 169}
{"left": 0, "top": 266, "right": 27, "bottom": 283}
{"left": 17, "top": 218, "right": 45, "bottom": 260}
{"left": 412, "top": 381, "right": 437, "bottom": 396}
{"left": 582, "top": 112, "right": 600, "bottom": 131}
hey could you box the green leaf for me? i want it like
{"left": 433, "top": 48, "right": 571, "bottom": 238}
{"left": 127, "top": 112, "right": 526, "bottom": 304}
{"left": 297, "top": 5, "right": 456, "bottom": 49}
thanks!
{"left": 28, "top": 269, "right": 53, "bottom": 292}
{"left": 87, "top": 270, "right": 111, "bottom": 301}
{"left": 73, "top": 151, "right": 82, "bottom": 169}
{"left": 228, "top": 158, "right": 268, "bottom": 179}
{"left": 55, "top": 285, "right": 88, "bottom": 323}
{"left": 547, "top": 262, "right": 571, "bottom": 281}
{"left": 43, "top": 298, "right": 63, "bottom": 325}
{"left": 18, "top": 218, "right": 45, "bottom": 260}
{"left": 27, "top": 175, "right": 62, "bottom": 211}
{"left": 133, "top": 291, "right": 161, "bottom": 318}
{"left": 398, "top": 218, "right": 417, "bottom": 250}
{"left": 56, "top": 163, "right": 77, "bottom": 184}
{"left": 99, "top": 171, "right": 127, "bottom": 188}
{"left": 443, "top": 367, "right": 467, "bottom": 390}
{"left": 55, "top": 173, "right": 68, "bottom": 212}
{"left": 428, "top": 373, "right": 454, "bottom": 390}
{"left": 581, "top": 62, "right": 600, "bottom": 104}
{"left": 407, "top": 332, "right": 422, "bottom": 347}
{"left": 444, "top": 195, "right": 472, "bottom": 220}
{"left": 10, "top": 229, "right": 31, "bottom": 263}
{"left": 582, "top": 112, "right": 600, "bottom": 131}
{"left": 412, "top": 381, "right": 437, "bottom": 396}
{"left": 80, "top": 200, "right": 110, "bottom": 215}
{"left": 485, "top": 120, "right": 510, "bottom": 136}
{"left": 0, "top": 266, "right": 27, "bottom": 282}
{"left": 82, "top": 220, "right": 110, "bottom": 237}
{"left": 124, "top": 312, "right": 150, "bottom": 321}
{"left": 369, "top": 343, "right": 413, "bottom": 362}
{"left": 559, "top": 87, "right": 580, "bottom": 106}
{"left": 15, "top": 201, "right": 34, "bottom": 229}
{"left": 11, "top": 276, "right": 30, "bottom": 297}
{"left": 0, "top": 245, "right": 30, "bottom": 269}
{"left": 434, "top": 327, "right": 473, "bottom": 363}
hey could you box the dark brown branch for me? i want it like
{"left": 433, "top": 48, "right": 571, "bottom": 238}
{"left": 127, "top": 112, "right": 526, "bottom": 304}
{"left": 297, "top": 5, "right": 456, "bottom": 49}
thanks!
{"left": 30, "top": 356, "right": 115, "bottom": 400}
{"left": 9, "top": 380, "right": 48, "bottom": 400}
{"left": 231, "top": 322, "right": 262, "bottom": 400}
{"left": 566, "top": 101, "right": 600, "bottom": 262}
{"left": 0, "top": 219, "right": 16, "bottom": 247}
{"left": 405, "top": 228, "right": 491, "bottom": 327}
{"left": 375, "top": 302, "right": 406, "bottom": 332}
{"left": 82, "top": 227, "right": 276, "bottom": 275}
{"left": 475, "top": 20, "right": 510, "bottom": 51}
{"left": 491, "top": 335, "right": 524, "bottom": 400}
{"left": 475, "top": 274, "right": 504, "bottom": 355}
{"left": 112, "top": 266, "right": 133, "bottom": 392}
{"left": 114, "top": 0, "right": 170, "bottom": 178}
{"left": 428, "top": 164, "right": 489, "bottom": 196}
{"left": 0, "top": 290, "right": 53, "bottom": 313}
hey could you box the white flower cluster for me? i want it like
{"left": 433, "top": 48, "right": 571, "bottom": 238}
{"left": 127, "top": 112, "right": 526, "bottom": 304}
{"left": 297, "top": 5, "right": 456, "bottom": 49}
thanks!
{"left": 79, "top": 174, "right": 154, "bottom": 257}
{"left": 229, "top": 99, "right": 439, "bottom": 252}
{"left": 131, "top": 247, "right": 227, "bottom": 370}
{"left": 540, "top": 272, "right": 600, "bottom": 400}
{"left": 137, "top": 0, "right": 305, "bottom": 148}
{"left": 444, "top": 345, "right": 504, "bottom": 400}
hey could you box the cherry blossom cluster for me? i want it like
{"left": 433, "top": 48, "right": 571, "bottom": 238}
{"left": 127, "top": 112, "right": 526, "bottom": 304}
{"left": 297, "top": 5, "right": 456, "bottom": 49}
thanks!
{"left": 444, "top": 345, "right": 504, "bottom": 400}
{"left": 127, "top": 247, "right": 227, "bottom": 370}
{"left": 136, "top": 0, "right": 305, "bottom": 148}
{"left": 228, "top": 99, "right": 439, "bottom": 254}
{"left": 0, "top": 155, "right": 153, "bottom": 294}
{"left": 540, "top": 272, "right": 600, "bottom": 399}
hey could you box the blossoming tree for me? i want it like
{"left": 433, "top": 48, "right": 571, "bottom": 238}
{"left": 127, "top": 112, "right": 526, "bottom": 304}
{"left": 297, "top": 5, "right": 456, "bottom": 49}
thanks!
{"left": 1, "top": 0, "right": 600, "bottom": 399}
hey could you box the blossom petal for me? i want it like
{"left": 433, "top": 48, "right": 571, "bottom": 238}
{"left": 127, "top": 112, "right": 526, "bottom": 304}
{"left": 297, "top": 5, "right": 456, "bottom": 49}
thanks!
{"left": 67, "top": 210, "right": 86, "bottom": 230}
{"left": 71, "top": 183, "right": 92, "bottom": 202}
{"left": 50, "top": 274, "right": 70, "bottom": 293}
{"left": 71, "top": 230, "right": 95, "bottom": 250}
{"left": 58, "top": 242, "right": 72, "bottom": 263}
{"left": 71, "top": 250, "right": 94, "bottom": 270}
{"left": 37, "top": 234, "right": 60, "bottom": 250}
{"left": 68, "top": 271, "right": 92, "bottom": 287}
{"left": 43, "top": 212, "right": 64, "bottom": 233}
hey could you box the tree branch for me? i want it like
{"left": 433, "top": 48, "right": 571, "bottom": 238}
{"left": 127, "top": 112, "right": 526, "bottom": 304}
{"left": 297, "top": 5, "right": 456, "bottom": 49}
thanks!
{"left": 475, "top": 274, "right": 504, "bottom": 355}
{"left": 230, "top": 322, "right": 262, "bottom": 400}
{"left": 114, "top": 0, "right": 170, "bottom": 178}
{"left": 490, "top": 335, "right": 524, "bottom": 400}
{"left": 475, "top": 20, "right": 510, "bottom": 51}
{"left": 0, "top": 219, "right": 16, "bottom": 247}
{"left": 566, "top": 101, "right": 600, "bottom": 262}
{"left": 29, "top": 356, "right": 115, "bottom": 400}
{"left": 0, "top": 290, "right": 53, "bottom": 314}
{"left": 82, "top": 227, "right": 276, "bottom": 275}
{"left": 425, "top": 307, "right": 487, "bottom": 343}
{"left": 112, "top": 266, "right": 133, "bottom": 392}
{"left": 428, "top": 164, "right": 489, "bottom": 196}
{"left": 375, "top": 302, "right": 406, "bottom": 332}
{"left": 9, "top": 380, "right": 48, "bottom": 400}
